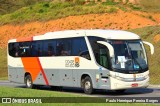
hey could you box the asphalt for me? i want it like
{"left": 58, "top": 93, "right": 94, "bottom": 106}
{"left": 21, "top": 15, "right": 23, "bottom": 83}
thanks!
{"left": 0, "top": 80, "right": 160, "bottom": 97}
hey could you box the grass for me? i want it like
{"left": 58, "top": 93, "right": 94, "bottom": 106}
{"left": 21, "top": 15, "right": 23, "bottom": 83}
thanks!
{"left": 0, "top": 1, "right": 118, "bottom": 25}
{"left": 118, "top": 5, "right": 128, "bottom": 12}
{"left": 0, "top": 76, "right": 8, "bottom": 80}
{"left": 0, "top": 0, "right": 50, "bottom": 15}
{"left": 1, "top": 0, "right": 160, "bottom": 26}
{"left": 101, "top": 1, "right": 118, "bottom": 5}
{"left": 0, "top": 48, "right": 7, "bottom": 79}
{"left": 1, "top": 0, "right": 160, "bottom": 25}
{"left": 0, "top": 86, "right": 81, "bottom": 97}
{"left": 129, "top": 4, "right": 142, "bottom": 10}
{"left": 139, "top": 0, "right": 160, "bottom": 12}
{"left": 0, "top": 87, "right": 158, "bottom": 106}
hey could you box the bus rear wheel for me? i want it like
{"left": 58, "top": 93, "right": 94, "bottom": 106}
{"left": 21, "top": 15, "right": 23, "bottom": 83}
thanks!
{"left": 25, "top": 74, "right": 34, "bottom": 88}
{"left": 83, "top": 76, "right": 94, "bottom": 94}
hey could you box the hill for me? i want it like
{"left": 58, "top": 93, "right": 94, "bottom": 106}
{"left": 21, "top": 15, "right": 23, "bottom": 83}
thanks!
{"left": 1, "top": 10, "right": 160, "bottom": 48}
{"left": 0, "top": 1, "right": 160, "bottom": 48}
{"left": 1, "top": 0, "right": 160, "bottom": 25}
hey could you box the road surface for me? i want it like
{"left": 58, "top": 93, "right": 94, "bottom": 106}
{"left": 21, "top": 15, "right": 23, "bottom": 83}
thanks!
{"left": 0, "top": 80, "right": 160, "bottom": 97}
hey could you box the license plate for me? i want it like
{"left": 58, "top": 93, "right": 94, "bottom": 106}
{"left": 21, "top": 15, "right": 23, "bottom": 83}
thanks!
{"left": 131, "top": 83, "right": 138, "bottom": 87}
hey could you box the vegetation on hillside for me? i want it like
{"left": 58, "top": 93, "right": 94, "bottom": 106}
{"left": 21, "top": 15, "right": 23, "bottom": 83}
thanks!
{"left": 140, "top": 0, "right": 160, "bottom": 12}
{"left": 0, "top": 0, "right": 160, "bottom": 25}
{"left": 0, "top": 0, "right": 52, "bottom": 15}
{"left": 0, "top": 49, "right": 7, "bottom": 78}
{"left": 0, "top": 1, "right": 120, "bottom": 25}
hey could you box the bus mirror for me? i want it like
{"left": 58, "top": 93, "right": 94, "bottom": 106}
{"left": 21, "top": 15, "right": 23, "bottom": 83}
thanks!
{"left": 97, "top": 41, "right": 114, "bottom": 57}
{"left": 143, "top": 41, "right": 154, "bottom": 55}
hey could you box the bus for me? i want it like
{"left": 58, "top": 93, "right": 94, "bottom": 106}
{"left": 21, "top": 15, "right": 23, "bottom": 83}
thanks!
{"left": 8, "top": 30, "right": 154, "bottom": 94}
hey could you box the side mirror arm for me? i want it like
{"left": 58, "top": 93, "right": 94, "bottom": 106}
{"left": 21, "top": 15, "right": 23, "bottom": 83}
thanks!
{"left": 143, "top": 41, "right": 154, "bottom": 55}
{"left": 97, "top": 41, "right": 114, "bottom": 57}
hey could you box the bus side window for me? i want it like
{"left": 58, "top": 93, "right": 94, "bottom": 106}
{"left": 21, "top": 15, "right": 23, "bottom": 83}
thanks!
{"left": 48, "top": 44, "right": 52, "bottom": 56}
{"left": 18, "top": 42, "right": 30, "bottom": 57}
{"left": 56, "top": 39, "right": 71, "bottom": 56}
{"left": 72, "top": 37, "right": 91, "bottom": 60}
{"left": 43, "top": 40, "right": 56, "bottom": 56}
{"left": 37, "top": 44, "right": 42, "bottom": 56}
{"left": 48, "top": 43, "right": 55, "bottom": 56}
{"left": 42, "top": 40, "right": 48, "bottom": 56}
{"left": 31, "top": 41, "right": 37, "bottom": 57}
{"left": 9, "top": 43, "right": 19, "bottom": 57}
{"left": 98, "top": 44, "right": 110, "bottom": 69}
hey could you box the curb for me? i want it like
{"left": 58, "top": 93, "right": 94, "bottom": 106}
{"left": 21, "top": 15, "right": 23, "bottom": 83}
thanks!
{"left": 149, "top": 84, "right": 160, "bottom": 88}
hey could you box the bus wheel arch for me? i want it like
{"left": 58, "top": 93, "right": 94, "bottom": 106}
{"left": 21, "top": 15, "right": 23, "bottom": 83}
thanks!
{"left": 81, "top": 74, "right": 94, "bottom": 94}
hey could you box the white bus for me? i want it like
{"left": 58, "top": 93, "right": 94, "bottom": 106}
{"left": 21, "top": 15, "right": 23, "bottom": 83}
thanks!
{"left": 8, "top": 30, "right": 154, "bottom": 94}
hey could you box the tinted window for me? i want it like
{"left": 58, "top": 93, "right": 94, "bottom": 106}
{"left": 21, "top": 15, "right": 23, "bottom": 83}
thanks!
{"left": 9, "top": 37, "right": 91, "bottom": 60}
{"left": 9, "top": 43, "right": 19, "bottom": 57}
{"left": 43, "top": 40, "right": 56, "bottom": 56}
{"left": 30, "top": 41, "right": 43, "bottom": 56}
{"left": 72, "top": 37, "right": 90, "bottom": 60}
{"left": 56, "top": 39, "right": 71, "bottom": 56}
{"left": 18, "top": 42, "right": 31, "bottom": 57}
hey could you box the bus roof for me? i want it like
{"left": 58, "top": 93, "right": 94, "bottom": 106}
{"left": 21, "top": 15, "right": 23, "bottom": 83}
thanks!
{"left": 8, "top": 29, "right": 140, "bottom": 43}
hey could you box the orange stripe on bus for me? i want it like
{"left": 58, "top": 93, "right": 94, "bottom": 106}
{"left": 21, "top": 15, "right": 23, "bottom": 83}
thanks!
{"left": 17, "top": 36, "right": 33, "bottom": 42}
{"left": 21, "top": 57, "right": 49, "bottom": 85}
{"left": 21, "top": 57, "right": 41, "bottom": 82}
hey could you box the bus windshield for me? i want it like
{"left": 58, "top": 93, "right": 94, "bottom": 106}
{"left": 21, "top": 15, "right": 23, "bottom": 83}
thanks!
{"left": 88, "top": 36, "right": 148, "bottom": 74}
{"left": 109, "top": 40, "right": 148, "bottom": 74}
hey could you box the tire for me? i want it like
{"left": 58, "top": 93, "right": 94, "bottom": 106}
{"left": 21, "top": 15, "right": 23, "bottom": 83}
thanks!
{"left": 115, "top": 89, "right": 126, "bottom": 94}
{"left": 25, "top": 74, "right": 34, "bottom": 88}
{"left": 82, "top": 76, "right": 94, "bottom": 94}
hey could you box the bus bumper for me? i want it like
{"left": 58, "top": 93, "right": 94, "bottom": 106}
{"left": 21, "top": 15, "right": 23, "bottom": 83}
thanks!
{"left": 110, "top": 77, "right": 149, "bottom": 90}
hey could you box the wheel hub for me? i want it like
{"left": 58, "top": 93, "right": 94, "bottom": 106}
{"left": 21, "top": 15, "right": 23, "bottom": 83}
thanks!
{"left": 27, "top": 78, "right": 31, "bottom": 87}
{"left": 85, "top": 81, "right": 91, "bottom": 90}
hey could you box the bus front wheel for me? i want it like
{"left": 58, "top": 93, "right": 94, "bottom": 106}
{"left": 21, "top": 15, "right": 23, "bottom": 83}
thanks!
{"left": 83, "top": 76, "right": 94, "bottom": 94}
{"left": 25, "top": 74, "right": 34, "bottom": 88}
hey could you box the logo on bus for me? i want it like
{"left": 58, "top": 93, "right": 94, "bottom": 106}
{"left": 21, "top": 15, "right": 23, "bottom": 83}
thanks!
{"left": 75, "top": 57, "right": 80, "bottom": 67}
{"left": 65, "top": 57, "right": 80, "bottom": 67}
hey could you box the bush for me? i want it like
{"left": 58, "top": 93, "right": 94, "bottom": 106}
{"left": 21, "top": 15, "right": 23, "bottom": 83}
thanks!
{"left": 129, "top": 4, "right": 141, "bottom": 10}
{"left": 38, "top": 9, "right": 44, "bottom": 13}
{"left": 73, "top": 0, "right": 85, "bottom": 5}
{"left": 102, "top": 0, "right": 118, "bottom": 5}
{"left": 108, "top": 7, "right": 117, "bottom": 13}
{"left": 43, "top": 3, "right": 50, "bottom": 8}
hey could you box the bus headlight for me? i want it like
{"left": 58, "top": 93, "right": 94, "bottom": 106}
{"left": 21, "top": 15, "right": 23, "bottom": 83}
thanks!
{"left": 144, "top": 75, "right": 149, "bottom": 79}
